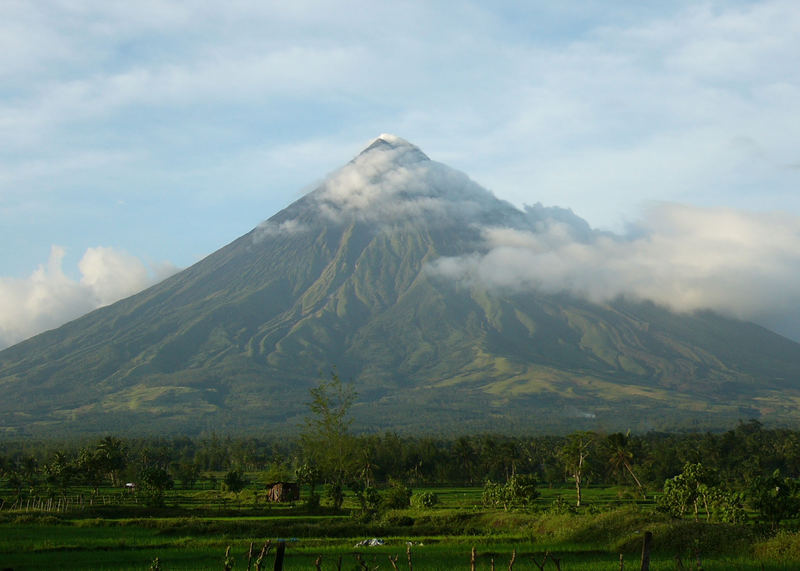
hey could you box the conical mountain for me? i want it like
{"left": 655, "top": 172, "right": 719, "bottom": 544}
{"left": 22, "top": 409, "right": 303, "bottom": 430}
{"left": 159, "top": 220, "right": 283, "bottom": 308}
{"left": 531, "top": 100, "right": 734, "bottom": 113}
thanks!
{"left": 2, "top": 135, "right": 800, "bottom": 436}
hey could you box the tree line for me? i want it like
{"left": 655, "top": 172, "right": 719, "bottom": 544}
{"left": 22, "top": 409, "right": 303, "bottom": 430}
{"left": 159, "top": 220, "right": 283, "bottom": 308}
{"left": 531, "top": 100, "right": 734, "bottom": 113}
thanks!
{"left": 0, "top": 420, "right": 796, "bottom": 496}
{"left": 3, "top": 375, "right": 800, "bottom": 519}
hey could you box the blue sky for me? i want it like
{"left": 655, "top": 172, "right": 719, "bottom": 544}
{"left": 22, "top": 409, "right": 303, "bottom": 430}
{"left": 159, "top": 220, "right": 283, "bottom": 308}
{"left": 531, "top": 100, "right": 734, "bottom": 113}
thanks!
{"left": 2, "top": 1, "right": 800, "bottom": 347}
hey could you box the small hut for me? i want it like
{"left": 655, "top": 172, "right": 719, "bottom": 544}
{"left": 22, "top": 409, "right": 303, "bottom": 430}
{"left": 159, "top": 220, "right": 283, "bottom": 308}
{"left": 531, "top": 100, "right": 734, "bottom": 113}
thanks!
{"left": 267, "top": 482, "right": 300, "bottom": 503}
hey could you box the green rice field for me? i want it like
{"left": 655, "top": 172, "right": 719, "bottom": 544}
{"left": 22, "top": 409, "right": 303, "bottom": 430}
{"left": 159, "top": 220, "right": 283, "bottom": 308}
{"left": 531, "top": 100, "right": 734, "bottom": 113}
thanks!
{"left": 2, "top": 484, "right": 800, "bottom": 570}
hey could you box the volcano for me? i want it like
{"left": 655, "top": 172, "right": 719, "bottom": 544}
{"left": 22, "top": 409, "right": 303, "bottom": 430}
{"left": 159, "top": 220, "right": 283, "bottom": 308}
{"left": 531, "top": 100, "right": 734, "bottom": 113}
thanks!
{"left": 2, "top": 135, "right": 800, "bottom": 436}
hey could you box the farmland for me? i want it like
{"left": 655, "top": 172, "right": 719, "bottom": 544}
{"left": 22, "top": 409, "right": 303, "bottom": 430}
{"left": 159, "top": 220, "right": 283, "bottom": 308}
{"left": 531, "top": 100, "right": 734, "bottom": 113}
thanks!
{"left": 1, "top": 483, "right": 800, "bottom": 570}
{"left": 5, "top": 418, "right": 800, "bottom": 569}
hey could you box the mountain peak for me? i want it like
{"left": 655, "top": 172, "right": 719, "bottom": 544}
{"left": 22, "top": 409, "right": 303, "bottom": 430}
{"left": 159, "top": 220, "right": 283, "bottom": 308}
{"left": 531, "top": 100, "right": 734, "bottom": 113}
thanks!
{"left": 306, "top": 133, "right": 504, "bottom": 225}
{"left": 372, "top": 133, "right": 415, "bottom": 148}
{"left": 357, "top": 134, "right": 430, "bottom": 163}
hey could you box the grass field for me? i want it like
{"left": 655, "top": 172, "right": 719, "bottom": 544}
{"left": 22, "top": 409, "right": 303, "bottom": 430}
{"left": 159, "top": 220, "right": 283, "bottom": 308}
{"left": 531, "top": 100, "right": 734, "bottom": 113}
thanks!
{"left": 2, "top": 483, "right": 799, "bottom": 570}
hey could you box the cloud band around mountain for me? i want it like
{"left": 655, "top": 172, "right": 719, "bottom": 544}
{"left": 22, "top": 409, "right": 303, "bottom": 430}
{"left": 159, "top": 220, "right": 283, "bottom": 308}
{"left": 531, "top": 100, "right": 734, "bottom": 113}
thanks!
{"left": 429, "top": 202, "right": 800, "bottom": 341}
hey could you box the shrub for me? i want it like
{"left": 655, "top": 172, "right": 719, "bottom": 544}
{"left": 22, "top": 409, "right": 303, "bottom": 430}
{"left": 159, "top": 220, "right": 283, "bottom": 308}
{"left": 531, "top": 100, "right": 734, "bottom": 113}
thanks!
{"left": 351, "top": 484, "right": 382, "bottom": 521}
{"left": 221, "top": 470, "right": 247, "bottom": 494}
{"left": 748, "top": 469, "right": 800, "bottom": 529}
{"left": 482, "top": 475, "right": 539, "bottom": 511}
{"left": 548, "top": 495, "right": 575, "bottom": 515}
{"left": 412, "top": 490, "right": 439, "bottom": 509}
{"left": 139, "top": 466, "right": 174, "bottom": 507}
{"left": 383, "top": 481, "right": 412, "bottom": 509}
{"left": 383, "top": 512, "right": 415, "bottom": 526}
{"left": 754, "top": 530, "right": 800, "bottom": 560}
{"left": 326, "top": 482, "right": 344, "bottom": 511}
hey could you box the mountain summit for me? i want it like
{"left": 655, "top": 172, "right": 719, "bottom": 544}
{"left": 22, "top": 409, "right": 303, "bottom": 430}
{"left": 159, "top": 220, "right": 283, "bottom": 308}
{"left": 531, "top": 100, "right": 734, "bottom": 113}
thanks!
{"left": 359, "top": 133, "right": 429, "bottom": 159}
{"left": 2, "top": 137, "right": 800, "bottom": 436}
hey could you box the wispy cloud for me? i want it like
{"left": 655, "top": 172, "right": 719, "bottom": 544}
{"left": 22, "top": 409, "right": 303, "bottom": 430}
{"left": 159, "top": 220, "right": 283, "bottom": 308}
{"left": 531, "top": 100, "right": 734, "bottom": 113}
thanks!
{"left": 0, "top": 246, "right": 177, "bottom": 349}
{"left": 252, "top": 219, "right": 310, "bottom": 243}
{"left": 430, "top": 203, "right": 800, "bottom": 340}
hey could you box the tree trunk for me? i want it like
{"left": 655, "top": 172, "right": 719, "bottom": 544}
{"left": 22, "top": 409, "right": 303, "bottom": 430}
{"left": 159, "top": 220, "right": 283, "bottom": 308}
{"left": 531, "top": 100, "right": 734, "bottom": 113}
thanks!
{"left": 624, "top": 462, "right": 646, "bottom": 499}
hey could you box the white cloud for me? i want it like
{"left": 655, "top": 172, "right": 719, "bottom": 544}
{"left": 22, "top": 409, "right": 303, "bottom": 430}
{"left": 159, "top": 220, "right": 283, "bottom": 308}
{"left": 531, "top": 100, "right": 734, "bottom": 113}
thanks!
{"left": 252, "top": 219, "right": 310, "bottom": 243}
{"left": 0, "top": 245, "right": 177, "bottom": 350}
{"left": 429, "top": 203, "right": 800, "bottom": 340}
{"left": 312, "top": 135, "right": 503, "bottom": 225}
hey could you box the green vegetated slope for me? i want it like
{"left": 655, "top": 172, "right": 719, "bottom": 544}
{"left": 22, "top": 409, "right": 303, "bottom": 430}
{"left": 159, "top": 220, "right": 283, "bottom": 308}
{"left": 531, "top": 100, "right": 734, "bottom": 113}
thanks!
{"left": 2, "top": 137, "right": 800, "bottom": 436}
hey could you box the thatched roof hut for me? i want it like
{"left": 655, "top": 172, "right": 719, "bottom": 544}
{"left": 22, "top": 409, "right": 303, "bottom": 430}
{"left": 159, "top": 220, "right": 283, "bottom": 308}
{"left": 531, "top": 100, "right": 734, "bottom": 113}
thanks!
{"left": 267, "top": 482, "right": 300, "bottom": 503}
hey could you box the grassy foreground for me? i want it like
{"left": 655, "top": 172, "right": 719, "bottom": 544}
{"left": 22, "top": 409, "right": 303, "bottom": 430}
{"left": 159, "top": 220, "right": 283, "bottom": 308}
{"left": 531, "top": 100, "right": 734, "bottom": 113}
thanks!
{"left": 3, "top": 486, "right": 800, "bottom": 570}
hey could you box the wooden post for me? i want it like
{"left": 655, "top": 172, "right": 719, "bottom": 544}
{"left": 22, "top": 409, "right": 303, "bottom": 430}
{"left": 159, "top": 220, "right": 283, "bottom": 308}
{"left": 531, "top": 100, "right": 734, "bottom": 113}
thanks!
{"left": 640, "top": 531, "right": 652, "bottom": 571}
{"left": 224, "top": 546, "right": 233, "bottom": 571}
{"left": 273, "top": 541, "right": 285, "bottom": 571}
{"left": 255, "top": 540, "right": 272, "bottom": 571}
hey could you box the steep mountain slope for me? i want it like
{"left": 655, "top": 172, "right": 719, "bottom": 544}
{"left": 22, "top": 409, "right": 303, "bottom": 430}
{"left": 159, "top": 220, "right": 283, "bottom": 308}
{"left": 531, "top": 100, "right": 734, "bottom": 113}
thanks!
{"left": 2, "top": 135, "right": 800, "bottom": 436}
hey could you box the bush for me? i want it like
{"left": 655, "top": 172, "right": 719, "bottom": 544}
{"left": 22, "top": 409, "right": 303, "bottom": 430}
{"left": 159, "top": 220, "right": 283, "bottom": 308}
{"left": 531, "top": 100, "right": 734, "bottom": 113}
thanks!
{"left": 755, "top": 530, "right": 800, "bottom": 560}
{"left": 221, "top": 470, "right": 247, "bottom": 494}
{"left": 482, "top": 475, "right": 539, "bottom": 511}
{"left": 326, "top": 483, "right": 344, "bottom": 511}
{"left": 382, "top": 481, "right": 412, "bottom": 509}
{"left": 383, "top": 512, "right": 415, "bottom": 526}
{"left": 412, "top": 490, "right": 439, "bottom": 509}
{"left": 139, "top": 466, "right": 174, "bottom": 507}
{"left": 548, "top": 495, "right": 575, "bottom": 515}
{"left": 748, "top": 469, "right": 800, "bottom": 528}
{"left": 351, "top": 484, "right": 382, "bottom": 521}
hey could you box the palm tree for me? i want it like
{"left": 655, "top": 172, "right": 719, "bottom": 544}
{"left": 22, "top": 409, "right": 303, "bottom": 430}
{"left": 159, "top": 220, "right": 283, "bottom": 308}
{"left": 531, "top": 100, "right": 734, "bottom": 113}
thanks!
{"left": 95, "top": 436, "right": 127, "bottom": 487}
{"left": 357, "top": 445, "right": 378, "bottom": 489}
{"left": 45, "top": 451, "right": 74, "bottom": 497}
{"left": 604, "top": 431, "right": 645, "bottom": 498}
